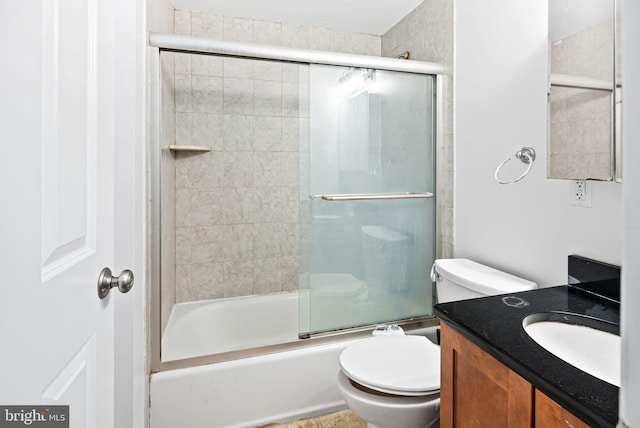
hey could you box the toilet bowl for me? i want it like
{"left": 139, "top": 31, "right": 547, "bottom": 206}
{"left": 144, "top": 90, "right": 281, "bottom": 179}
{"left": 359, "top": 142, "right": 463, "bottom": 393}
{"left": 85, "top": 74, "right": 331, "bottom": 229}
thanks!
{"left": 337, "top": 258, "right": 538, "bottom": 428}
{"left": 337, "top": 335, "right": 440, "bottom": 428}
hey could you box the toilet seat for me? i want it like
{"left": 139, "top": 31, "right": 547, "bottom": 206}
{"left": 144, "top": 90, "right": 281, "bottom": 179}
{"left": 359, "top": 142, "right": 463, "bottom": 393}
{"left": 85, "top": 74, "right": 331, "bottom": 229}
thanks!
{"left": 339, "top": 335, "right": 440, "bottom": 396}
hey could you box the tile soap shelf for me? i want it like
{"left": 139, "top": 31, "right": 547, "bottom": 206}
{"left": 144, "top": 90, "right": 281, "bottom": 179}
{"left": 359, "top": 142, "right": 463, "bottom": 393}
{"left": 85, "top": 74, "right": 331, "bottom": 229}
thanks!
{"left": 169, "top": 145, "right": 211, "bottom": 152}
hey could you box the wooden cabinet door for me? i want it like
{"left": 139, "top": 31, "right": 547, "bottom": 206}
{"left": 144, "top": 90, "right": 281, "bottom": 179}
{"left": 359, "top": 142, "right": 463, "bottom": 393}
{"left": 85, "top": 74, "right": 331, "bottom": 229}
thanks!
{"left": 440, "top": 322, "right": 534, "bottom": 428}
{"left": 535, "top": 390, "right": 590, "bottom": 428}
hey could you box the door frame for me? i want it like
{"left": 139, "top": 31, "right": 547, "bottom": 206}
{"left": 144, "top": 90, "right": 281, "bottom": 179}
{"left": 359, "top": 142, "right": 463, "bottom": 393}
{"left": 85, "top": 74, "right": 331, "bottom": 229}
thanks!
{"left": 112, "top": 0, "right": 147, "bottom": 425}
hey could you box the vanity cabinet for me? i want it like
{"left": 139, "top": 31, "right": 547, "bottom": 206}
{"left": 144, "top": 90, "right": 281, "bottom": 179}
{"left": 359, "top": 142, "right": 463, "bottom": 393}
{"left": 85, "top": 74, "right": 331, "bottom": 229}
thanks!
{"left": 535, "top": 390, "right": 589, "bottom": 428}
{"left": 440, "top": 322, "right": 588, "bottom": 428}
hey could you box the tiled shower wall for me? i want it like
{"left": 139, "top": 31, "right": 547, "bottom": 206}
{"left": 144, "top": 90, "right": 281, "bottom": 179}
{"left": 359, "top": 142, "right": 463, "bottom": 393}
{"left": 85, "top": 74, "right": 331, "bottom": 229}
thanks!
{"left": 168, "top": 10, "right": 382, "bottom": 304}
{"left": 381, "top": 0, "right": 455, "bottom": 258}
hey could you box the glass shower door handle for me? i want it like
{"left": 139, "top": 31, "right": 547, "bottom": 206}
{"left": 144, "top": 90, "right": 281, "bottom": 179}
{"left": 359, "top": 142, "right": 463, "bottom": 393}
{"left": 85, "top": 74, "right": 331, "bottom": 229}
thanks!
{"left": 309, "top": 192, "right": 434, "bottom": 201}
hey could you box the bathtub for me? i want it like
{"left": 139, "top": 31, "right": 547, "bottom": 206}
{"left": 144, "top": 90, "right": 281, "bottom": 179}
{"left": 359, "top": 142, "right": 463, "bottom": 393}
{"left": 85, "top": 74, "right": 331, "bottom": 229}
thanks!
{"left": 151, "top": 326, "right": 439, "bottom": 428}
{"left": 162, "top": 291, "right": 300, "bottom": 361}
{"left": 162, "top": 275, "right": 368, "bottom": 361}
{"left": 153, "top": 287, "right": 438, "bottom": 427}
{"left": 150, "top": 338, "right": 359, "bottom": 428}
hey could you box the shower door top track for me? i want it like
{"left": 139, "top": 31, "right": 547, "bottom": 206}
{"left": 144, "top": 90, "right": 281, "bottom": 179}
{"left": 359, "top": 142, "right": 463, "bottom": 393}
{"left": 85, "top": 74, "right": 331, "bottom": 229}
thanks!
{"left": 149, "top": 32, "right": 444, "bottom": 75}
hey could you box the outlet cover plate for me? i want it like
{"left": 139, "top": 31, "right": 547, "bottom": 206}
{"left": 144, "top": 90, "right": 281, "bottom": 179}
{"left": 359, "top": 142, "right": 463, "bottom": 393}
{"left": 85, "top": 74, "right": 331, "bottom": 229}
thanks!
{"left": 571, "top": 180, "right": 592, "bottom": 207}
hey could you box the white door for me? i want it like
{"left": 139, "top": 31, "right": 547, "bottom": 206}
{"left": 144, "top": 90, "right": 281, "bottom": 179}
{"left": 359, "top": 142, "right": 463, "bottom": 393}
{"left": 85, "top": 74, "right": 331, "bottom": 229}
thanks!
{"left": 0, "top": 0, "right": 140, "bottom": 427}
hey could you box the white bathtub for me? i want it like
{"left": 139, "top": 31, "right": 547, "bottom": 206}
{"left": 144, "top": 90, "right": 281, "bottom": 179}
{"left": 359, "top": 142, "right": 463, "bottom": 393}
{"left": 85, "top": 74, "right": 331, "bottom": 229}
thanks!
{"left": 162, "top": 275, "right": 373, "bottom": 361}
{"left": 151, "top": 327, "right": 439, "bottom": 428}
{"left": 154, "top": 289, "right": 438, "bottom": 428}
{"left": 150, "top": 338, "right": 359, "bottom": 428}
{"left": 162, "top": 291, "right": 300, "bottom": 361}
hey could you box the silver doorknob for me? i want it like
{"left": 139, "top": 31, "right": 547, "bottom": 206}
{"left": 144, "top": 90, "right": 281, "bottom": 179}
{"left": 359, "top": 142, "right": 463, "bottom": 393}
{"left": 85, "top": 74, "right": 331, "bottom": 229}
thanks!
{"left": 98, "top": 267, "right": 134, "bottom": 299}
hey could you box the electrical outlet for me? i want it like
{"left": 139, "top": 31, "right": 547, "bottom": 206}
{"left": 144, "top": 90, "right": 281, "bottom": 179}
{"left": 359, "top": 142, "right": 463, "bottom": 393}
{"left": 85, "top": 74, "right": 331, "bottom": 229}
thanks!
{"left": 571, "top": 180, "right": 592, "bottom": 207}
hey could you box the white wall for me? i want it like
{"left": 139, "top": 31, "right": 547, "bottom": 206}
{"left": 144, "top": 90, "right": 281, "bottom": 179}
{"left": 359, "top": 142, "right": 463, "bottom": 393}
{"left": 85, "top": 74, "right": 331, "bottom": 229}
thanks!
{"left": 620, "top": 0, "right": 640, "bottom": 425}
{"left": 454, "top": 0, "right": 622, "bottom": 288}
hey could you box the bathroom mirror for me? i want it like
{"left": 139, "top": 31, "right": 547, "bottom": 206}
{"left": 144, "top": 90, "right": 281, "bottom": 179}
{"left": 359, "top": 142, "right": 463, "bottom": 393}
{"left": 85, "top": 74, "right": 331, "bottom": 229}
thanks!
{"left": 547, "top": 0, "right": 622, "bottom": 181}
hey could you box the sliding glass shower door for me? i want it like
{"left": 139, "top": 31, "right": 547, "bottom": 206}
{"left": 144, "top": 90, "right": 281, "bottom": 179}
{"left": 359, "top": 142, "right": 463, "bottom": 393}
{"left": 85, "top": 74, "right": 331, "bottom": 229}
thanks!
{"left": 299, "top": 64, "right": 436, "bottom": 336}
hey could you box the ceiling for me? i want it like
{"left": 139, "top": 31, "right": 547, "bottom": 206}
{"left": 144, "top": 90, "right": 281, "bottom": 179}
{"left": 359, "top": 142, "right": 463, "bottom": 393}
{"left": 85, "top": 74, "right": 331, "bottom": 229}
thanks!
{"left": 172, "top": 0, "right": 424, "bottom": 36}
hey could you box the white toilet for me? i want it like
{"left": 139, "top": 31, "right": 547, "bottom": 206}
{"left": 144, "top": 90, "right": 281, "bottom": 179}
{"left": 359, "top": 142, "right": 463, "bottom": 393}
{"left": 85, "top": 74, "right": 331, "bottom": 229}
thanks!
{"left": 337, "top": 258, "right": 538, "bottom": 428}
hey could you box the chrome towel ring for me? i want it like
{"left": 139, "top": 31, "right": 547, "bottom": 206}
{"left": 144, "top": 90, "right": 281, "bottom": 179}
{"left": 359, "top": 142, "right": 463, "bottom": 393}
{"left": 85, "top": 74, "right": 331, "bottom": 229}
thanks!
{"left": 494, "top": 147, "right": 536, "bottom": 185}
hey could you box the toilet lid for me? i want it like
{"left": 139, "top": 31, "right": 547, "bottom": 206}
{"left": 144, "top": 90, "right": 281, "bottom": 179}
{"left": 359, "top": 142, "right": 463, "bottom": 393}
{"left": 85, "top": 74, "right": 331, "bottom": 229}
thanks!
{"left": 339, "top": 335, "right": 440, "bottom": 396}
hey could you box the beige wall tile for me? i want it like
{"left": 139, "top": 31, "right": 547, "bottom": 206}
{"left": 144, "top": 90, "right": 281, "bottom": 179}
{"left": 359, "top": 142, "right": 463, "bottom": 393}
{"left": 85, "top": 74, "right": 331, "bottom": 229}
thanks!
{"left": 223, "top": 16, "right": 253, "bottom": 42}
{"left": 253, "top": 61, "right": 282, "bottom": 82}
{"left": 174, "top": 74, "right": 192, "bottom": 112}
{"left": 282, "top": 24, "right": 309, "bottom": 48}
{"left": 281, "top": 117, "right": 299, "bottom": 152}
{"left": 191, "top": 188, "right": 223, "bottom": 225}
{"left": 192, "top": 113, "right": 223, "bottom": 149}
{"left": 192, "top": 12, "right": 223, "bottom": 38}
{"left": 224, "top": 57, "right": 253, "bottom": 79}
{"left": 223, "top": 151, "right": 254, "bottom": 186}
{"left": 223, "top": 77, "right": 254, "bottom": 115}
{"left": 309, "top": 27, "right": 334, "bottom": 51}
{"left": 254, "top": 152, "right": 283, "bottom": 186}
{"left": 253, "top": 223, "right": 282, "bottom": 259}
{"left": 253, "top": 20, "right": 282, "bottom": 45}
{"left": 252, "top": 187, "right": 283, "bottom": 223}
{"left": 174, "top": 10, "right": 191, "bottom": 36}
{"left": 254, "top": 80, "right": 283, "bottom": 116}
{"left": 254, "top": 116, "right": 282, "bottom": 151}
{"left": 222, "top": 187, "right": 253, "bottom": 224}
{"left": 169, "top": 10, "right": 415, "bottom": 304}
{"left": 192, "top": 75, "right": 223, "bottom": 113}
{"left": 190, "top": 263, "right": 224, "bottom": 300}
{"left": 223, "top": 114, "right": 254, "bottom": 151}
{"left": 223, "top": 260, "right": 253, "bottom": 297}
{"left": 191, "top": 225, "right": 225, "bottom": 264}
{"left": 176, "top": 226, "right": 192, "bottom": 265}
{"left": 223, "top": 224, "right": 254, "bottom": 261}
{"left": 253, "top": 258, "right": 282, "bottom": 294}
{"left": 192, "top": 55, "right": 223, "bottom": 77}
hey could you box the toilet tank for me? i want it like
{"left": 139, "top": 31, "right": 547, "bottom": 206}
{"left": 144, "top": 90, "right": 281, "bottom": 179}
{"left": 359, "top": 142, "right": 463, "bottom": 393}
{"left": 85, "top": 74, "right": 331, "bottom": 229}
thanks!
{"left": 432, "top": 258, "right": 537, "bottom": 303}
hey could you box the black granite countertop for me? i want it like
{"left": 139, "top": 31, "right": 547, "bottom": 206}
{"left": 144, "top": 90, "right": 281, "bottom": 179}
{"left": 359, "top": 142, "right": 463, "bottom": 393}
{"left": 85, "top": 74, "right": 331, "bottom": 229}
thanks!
{"left": 433, "top": 285, "right": 619, "bottom": 427}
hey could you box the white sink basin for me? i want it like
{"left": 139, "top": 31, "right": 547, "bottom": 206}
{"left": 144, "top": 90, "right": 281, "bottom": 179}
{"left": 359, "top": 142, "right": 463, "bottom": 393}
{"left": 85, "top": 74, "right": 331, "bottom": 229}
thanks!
{"left": 523, "top": 313, "right": 620, "bottom": 387}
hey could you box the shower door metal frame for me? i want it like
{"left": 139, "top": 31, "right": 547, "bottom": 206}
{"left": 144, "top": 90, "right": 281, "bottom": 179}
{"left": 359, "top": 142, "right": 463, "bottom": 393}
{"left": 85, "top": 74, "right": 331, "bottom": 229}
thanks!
{"left": 148, "top": 34, "right": 444, "bottom": 373}
{"left": 149, "top": 33, "right": 444, "bottom": 74}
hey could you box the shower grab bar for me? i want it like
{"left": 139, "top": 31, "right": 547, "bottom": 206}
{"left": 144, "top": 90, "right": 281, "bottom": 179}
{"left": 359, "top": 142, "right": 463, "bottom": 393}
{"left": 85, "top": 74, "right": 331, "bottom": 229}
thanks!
{"left": 309, "top": 192, "right": 433, "bottom": 201}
